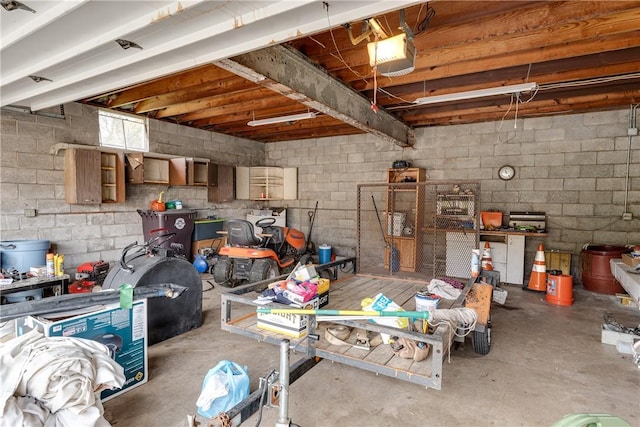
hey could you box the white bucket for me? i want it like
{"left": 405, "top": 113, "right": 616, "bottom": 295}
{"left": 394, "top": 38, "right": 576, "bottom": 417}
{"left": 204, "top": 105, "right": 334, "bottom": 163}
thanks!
{"left": 415, "top": 293, "right": 439, "bottom": 317}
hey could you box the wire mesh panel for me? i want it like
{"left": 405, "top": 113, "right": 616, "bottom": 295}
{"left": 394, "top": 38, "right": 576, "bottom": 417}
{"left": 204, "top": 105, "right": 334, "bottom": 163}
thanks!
{"left": 357, "top": 180, "right": 480, "bottom": 282}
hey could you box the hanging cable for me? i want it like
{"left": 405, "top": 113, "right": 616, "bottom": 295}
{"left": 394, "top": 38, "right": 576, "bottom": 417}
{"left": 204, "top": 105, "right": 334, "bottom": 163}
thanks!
{"left": 415, "top": 4, "right": 436, "bottom": 35}
{"left": 323, "top": 2, "right": 371, "bottom": 84}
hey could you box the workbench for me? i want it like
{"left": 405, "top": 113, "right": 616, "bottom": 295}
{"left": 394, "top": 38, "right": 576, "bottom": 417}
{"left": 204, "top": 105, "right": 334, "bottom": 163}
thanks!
{"left": 479, "top": 229, "right": 546, "bottom": 285}
{"left": 610, "top": 259, "right": 640, "bottom": 310}
{"left": 0, "top": 275, "right": 70, "bottom": 303}
{"left": 221, "top": 258, "right": 472, "bottom": 390}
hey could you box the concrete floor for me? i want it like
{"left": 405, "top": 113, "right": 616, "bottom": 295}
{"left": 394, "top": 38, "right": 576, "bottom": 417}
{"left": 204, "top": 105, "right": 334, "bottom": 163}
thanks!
{"left": 103, "top": 276, "right": 640, "bottom": 427}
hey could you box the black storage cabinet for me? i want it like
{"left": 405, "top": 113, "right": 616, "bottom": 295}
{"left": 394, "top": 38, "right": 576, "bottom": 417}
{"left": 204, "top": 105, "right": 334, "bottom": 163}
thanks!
{"left": 138, "top": 210, "right": 195, "bottom": 260}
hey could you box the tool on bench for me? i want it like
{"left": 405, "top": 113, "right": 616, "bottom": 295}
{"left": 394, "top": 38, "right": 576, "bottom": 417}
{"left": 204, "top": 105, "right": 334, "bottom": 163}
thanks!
{"left": 68, "top": 260, "right": 109, "bottom": 293}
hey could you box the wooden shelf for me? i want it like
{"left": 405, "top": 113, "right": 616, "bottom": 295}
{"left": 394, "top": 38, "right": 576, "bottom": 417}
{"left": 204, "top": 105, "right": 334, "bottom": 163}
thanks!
{"left": 236, "top": 166, "right": 297, "bottom": 200}
{"left": 385, "top": 168, "right": 425, "bottom": 272}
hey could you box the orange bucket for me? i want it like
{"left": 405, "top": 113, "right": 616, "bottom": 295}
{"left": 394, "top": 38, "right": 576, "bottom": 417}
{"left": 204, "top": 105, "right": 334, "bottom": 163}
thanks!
{"left": 546, "top": 270, "right": 574, "bottom": 306}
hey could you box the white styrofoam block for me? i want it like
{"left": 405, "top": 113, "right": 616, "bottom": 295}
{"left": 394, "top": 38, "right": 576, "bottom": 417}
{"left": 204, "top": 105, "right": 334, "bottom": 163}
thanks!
{"left": 601, "top": 327, "right": 640, "bottom": 346}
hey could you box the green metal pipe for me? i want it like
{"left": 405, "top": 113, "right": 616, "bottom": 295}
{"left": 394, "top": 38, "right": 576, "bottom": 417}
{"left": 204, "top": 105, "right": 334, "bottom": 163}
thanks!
{"left": 256, "top": 307, "right": 429, "bottom": 320}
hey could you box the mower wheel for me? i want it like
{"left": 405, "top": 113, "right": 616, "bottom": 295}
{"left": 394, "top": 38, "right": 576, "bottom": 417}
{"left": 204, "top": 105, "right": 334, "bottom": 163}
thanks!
{"left": 213, "top": 257, "right": 233, "bottom": 286}
{"left": 249, "top": 259, "right": 278, "bottom": 283}
{"left": 472, "top": 319, "right": 492, "bottom": 355}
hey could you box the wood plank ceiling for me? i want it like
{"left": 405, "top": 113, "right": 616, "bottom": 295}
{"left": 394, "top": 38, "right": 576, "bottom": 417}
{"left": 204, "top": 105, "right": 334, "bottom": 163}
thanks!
{"left": 3, "top": 1, "right": 640, "bottom": 145}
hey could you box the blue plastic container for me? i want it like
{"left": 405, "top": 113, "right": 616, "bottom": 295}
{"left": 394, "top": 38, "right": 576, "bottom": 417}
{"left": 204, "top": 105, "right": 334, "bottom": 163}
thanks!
{"left": 318, "top": 245, "right": 332, "bottom": 264}
{"left": 1, "top": 240, "right": 50, "bottom": 302}
{"left": 0, "top": 240, "right": 50, "bottom": 272}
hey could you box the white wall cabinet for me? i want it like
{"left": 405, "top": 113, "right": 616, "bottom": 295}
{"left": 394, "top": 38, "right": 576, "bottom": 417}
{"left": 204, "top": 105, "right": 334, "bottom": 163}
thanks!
{"left": 481, "top": 234, "right": 525, "bottom": 285}
{"left": 236, "top": 166, "right": 297, "bottom": 200}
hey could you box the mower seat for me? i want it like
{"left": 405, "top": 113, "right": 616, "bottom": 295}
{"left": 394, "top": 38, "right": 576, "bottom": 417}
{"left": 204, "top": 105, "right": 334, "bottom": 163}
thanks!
{"left": 226, "top": 220, "right": 263, "bottom": 247}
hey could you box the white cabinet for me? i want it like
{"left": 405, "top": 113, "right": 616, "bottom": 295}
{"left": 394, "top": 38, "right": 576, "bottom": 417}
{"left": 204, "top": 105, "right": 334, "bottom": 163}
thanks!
{"left": 236, "top": 166, "right": 297, "bottom": 200}
{"left": 481, "top": 234, "right": 525, "bottom": 285}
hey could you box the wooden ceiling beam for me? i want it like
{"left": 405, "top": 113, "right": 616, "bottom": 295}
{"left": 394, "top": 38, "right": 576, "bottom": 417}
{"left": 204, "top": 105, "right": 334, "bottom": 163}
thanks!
{"left": 375, "top": 60, "right": 640, "bottom": 107}
{"left": 215, "top": 44, "right": 415, "bottom": 148}
{"left": 213, "top": 114, "right": 346, "bottom": 134}
{"left": 184, "top": 96, "right": 299, "bottom": 124}
{"left": 108, "top": 65, "right": 235, "bottom": 108}
{"left": 403, "top": 87, "right": 640, "bottom": 125}
{"left": 229, "top": 122, "right": 363, "bottom": 142}
{"left": 304, "top": 2, "right": 640, "bottom": 75}
{"left": 135, "top": 77, "right": 255, "bottom": 114}
{"left": 336, "top": 29, "right": 640, "bottom": 91}
{"left": 155, "top": 86, "right": 272, "bottom": 119}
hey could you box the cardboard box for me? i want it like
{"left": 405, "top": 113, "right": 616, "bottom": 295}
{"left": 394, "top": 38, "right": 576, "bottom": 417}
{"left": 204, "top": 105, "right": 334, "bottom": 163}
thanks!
{"left": 191, "top": 237, "right": 226, "bottom": 261}
{"left": 318, "top": 291, "right": 329, "bottom": 308}
{"left": 257, "top": 296, "right": 319, "bottom": 338}
{"left": 621, "top": 253, "right": 640, "bottom": 268}
{"left": 16, "top": 299, "right": 148, "bottom": 402}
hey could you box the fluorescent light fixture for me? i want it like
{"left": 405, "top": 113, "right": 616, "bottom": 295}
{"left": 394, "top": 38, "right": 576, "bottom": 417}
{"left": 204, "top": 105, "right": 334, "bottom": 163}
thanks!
{"left": 414, "top": 82, "right": 538, "bottom": 105}
{"left": 247, "top": 112, "right": 317, "bottom": 127}
{"left": 367, "top": 33, "right": 415, "bottom": 77}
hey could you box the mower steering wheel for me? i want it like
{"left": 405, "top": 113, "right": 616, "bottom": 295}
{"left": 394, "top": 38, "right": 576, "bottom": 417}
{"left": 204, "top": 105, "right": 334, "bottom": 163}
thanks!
{"left": 256, "top": 217, "right": 276, "bottom": 229}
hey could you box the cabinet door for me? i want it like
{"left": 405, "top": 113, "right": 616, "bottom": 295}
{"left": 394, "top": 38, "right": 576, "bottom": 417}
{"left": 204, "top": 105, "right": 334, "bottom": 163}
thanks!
{"left": 125, "top": 153, "right": 145, "bottom": 184}
{"left": 235, "top": 166, "right": 250, "bottom": 200}
{"left": 169, "top": 157, "right": 187, "bottom": 185}
{"left": 64, "top": 148, "right": 101, "bottom": 204}
{"left": 283, "top": 167, "right": 298, "bottom": 200}
{"left": 208, "top": 164, "right": 234, "bottom": 202}
{"left": 506, "top": 235, "right": 525, "bottom": 285}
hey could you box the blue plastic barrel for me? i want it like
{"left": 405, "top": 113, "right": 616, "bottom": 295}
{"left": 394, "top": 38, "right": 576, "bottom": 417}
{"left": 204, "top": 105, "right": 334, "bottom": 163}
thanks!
{"left": 318, "top": 245, "right": 332, "bottom": 264}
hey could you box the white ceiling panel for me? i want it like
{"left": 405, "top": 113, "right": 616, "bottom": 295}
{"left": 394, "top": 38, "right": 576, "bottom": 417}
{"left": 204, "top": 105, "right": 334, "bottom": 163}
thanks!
{"left": 0, "top": 0, "right": 422, "bottom": 110}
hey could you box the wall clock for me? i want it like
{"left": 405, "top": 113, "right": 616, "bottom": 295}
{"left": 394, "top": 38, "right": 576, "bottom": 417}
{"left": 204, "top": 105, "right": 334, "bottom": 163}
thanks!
{"left": 498, "top": 165, "right": 515, "bottom": 181}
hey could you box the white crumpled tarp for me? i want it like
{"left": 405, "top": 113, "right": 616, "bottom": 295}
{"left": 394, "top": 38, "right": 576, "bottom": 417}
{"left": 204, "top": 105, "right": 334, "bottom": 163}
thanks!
{"left": 0, "top": 329, "right": 125, "bottom": 427}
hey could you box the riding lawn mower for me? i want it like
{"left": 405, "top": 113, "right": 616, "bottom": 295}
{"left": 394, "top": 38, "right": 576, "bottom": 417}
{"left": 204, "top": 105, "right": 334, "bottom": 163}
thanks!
{"left": 213, "top": 218, "right": 312, "bottom": 287}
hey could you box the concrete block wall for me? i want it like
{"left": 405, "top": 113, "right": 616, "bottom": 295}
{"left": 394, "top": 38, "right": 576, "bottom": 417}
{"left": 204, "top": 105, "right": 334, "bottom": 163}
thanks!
{"left": 0, "top": 103, "right": 264, "bottom": 272}
{"left": 2, "top": 102, "right": 638, "bottom": 283}
{"left": 267, "top": 108, "right": 640, "bottom": 280}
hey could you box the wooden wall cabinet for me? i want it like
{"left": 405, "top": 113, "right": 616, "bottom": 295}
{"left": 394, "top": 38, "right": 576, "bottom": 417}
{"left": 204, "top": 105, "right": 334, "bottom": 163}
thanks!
{"left": 126, "top": 153, "right": 186, "bottom": 185}
{"left": 208, "top": 164, "right": 235, "bottom": 202}
{"left": 65, "top": 148, "right": 125, "bottom": 204}
{"left": 384, "top": 168, "right": 426, "bottom": 272}
{"left": 188, "top": 159, "right": 209, "bottom": 186}
{"left": 100, "top": 152, "right": 125, "bottom": 203}
{"left": 235, "top": 166, "right": 297, "bottom": 200}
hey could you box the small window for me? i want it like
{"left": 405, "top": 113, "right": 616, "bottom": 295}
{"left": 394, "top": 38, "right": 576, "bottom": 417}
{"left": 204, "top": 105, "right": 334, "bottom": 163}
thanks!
{"left": 99, "top": 109, "right": 148, "bottom": 152}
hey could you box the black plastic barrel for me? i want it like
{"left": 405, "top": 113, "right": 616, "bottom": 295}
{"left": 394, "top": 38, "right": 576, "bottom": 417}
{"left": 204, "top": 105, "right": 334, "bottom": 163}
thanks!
{"left": 103, "top": 252, "right": 202, "bottom": 345}
{"left": 581, "top": 245, "right": 629, "bottom": 294}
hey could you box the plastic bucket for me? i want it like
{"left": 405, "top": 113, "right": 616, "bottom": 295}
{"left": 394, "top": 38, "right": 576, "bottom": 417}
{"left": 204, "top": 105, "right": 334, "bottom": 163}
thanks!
{"left": 581, "top": 245, "right": 629, "bottom": 294}
{"left": 546, "top": 270, "right": 574, "bottom": 306}
{"left": 0, "top": 239, "right": 50, "bottom": 302}
{"left": 0, "top": 240, "right": 50, "bottom": 272}
{"left": 318, "top": 245, "right": 332, "bottom": 264}
{"left": 415, "top": 293, "right": 440, "bottom": 317}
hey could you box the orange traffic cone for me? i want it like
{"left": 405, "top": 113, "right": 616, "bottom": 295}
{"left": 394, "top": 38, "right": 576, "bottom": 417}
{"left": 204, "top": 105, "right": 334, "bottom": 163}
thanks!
{"left": 527, "top": 243, "right": 547, "bottom": 291}
{"left": 481, "top": 242, "right": 493, "bottom": 271}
